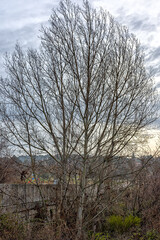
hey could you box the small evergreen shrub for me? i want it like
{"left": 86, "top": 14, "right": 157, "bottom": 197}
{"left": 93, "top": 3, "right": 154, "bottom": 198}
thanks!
{"left": 123, "top": 215, "right": 141, "bottom": 232}
{"left": 107, "top": 215, "right": 123, "bottom": 233}
{"left": 106, "top": 214, "right": 141, "bottom": 234}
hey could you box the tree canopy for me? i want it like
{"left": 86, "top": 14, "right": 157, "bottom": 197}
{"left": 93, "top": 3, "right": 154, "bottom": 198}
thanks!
{"left": 0, "top": 0, "right": 157, "bottom": 237}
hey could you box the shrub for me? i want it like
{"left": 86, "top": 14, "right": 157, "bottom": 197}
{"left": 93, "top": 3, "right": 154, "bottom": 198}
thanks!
{"left": 123, "top": 215, "right": 141, "bottom": 232}
{"left": 0, "top": 213, "right": 25, "bottom": 240}
{"left": 106, "top": 214, "right": 141, "bottom": 234}
{"left": 107, "top": 215, "right": 123, "bottom": 233}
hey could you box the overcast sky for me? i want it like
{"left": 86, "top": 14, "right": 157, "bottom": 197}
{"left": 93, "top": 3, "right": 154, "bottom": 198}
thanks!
{"left": 1, "top": 0, "right": 160, "bottom": 149}
{"left": 0, "top": 0, "right": 160, "bottom": 82}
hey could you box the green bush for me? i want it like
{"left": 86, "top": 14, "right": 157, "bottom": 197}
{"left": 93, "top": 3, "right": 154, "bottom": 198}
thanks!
{"left": 107, "top": 215, "right": 123, "bottom": 233}
{"left": 106, "top": 214, "right": 141, "bottom": 234}
{"left": 123, "top": 215, "right": 141, "bottom": 232}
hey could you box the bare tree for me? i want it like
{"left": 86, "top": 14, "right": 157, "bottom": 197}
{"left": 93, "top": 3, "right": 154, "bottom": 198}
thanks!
{"left": 0, "top": 0, "right": 157, "bottom": 238}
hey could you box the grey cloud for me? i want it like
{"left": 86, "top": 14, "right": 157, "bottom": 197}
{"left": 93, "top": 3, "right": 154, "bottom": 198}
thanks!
{"left": 150, "top": 66, "right": 160, "bottom": 76}
{"left": 116, "top": 8, "right": 157, "bottom": 33}
{"left": 0, "top": 24, "right": 41, "bottom": 54}
{"left": 144, "top": 47, "right": 160, "bottom": 78}
{"left": 0, "top": 23, "right": 41, "bottom": 76}
{"left": 0, "top": 0, "right": 57, "bottom": 76}
{"left": 147, "top": 46, "right": 160, "bottom": 62}
{"left": 0, "top": 0, "right": 57, "bottom": 32}
{"left": 128, "top": 15, "right": 157, "bottom": 32}
{"left": 0, "top": 0, "right": 57, "bottom": 54}
{"left": 116, "top": 7, "right": 160, "bottom": 77}
{"left": 155, "top": 83, "right": 160, "bottom": 88}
